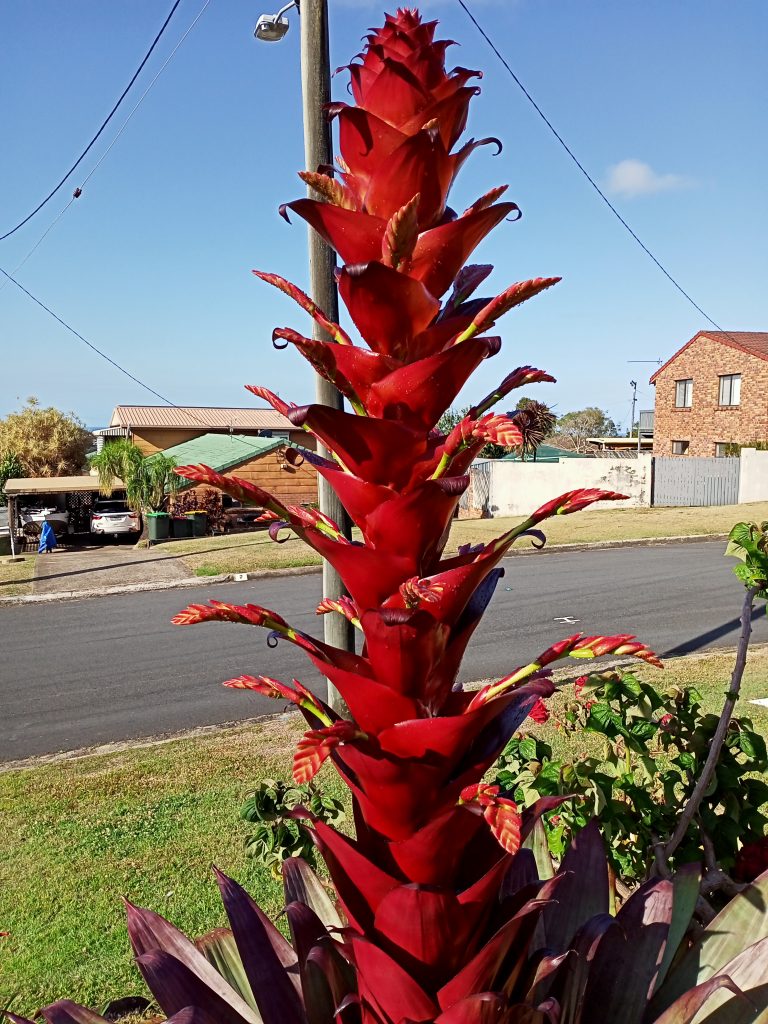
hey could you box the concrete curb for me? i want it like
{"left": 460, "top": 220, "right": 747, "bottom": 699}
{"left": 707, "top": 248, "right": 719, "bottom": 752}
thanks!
{"left": 0, "top": 533, "right": 727, "bottom": 607}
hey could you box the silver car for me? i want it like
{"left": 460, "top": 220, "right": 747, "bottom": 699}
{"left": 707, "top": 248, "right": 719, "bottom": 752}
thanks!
{"left": 90, "top": 500, "right": 141, "bottom": 538}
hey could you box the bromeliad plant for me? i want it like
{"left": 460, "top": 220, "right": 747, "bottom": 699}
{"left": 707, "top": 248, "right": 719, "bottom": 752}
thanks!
{"left": 14, "top": 10, "right": 768, "bottom": 1024}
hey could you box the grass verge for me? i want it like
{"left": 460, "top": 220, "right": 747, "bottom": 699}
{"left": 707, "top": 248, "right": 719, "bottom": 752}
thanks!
{"left": 0, "top": 555, "right": 36, "bottom": 597}
{"left": 172, "top": 503, "right": 768, "bottom": 577}
{"left": 3, "top": 648, "right": 768, "bottom": 1012}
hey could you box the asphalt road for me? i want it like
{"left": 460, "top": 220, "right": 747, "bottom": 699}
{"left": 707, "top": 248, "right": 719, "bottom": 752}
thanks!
{"left": 1, "top": 540, "right": 760, "bottom": 762}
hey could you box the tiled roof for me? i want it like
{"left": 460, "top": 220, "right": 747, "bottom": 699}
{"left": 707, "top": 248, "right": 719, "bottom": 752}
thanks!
{"left": 650, "top": 332, "right": 768, "bottom": 383}
{"left": 109, "top": 405, "right": 293, "bottom": 430}
{"left": 158, "top": 433, "right": 285, "bottom": 474}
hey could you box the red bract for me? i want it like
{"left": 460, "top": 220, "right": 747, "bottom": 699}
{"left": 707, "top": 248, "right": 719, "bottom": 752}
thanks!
{"left": 166, "top": 9, "right": 662, "bottom": 1023}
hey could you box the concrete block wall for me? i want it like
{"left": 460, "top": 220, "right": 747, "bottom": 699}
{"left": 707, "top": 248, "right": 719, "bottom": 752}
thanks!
{"left": 484, "top": 454, "right": 653, "bottom": 517}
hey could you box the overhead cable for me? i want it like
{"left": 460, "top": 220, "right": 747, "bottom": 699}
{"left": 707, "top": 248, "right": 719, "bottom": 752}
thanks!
{"left": 0, "top": 0, "right": 184, "bottom": 242}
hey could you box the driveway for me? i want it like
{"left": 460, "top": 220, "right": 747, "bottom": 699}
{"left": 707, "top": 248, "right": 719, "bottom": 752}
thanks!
{"left": 32, "top": 542, "right": 191, "bottom": 595}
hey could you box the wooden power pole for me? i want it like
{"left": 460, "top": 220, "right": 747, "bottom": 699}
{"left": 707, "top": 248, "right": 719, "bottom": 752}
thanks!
{"left": 299, "top": 0, "right": 354, "bottom": 708}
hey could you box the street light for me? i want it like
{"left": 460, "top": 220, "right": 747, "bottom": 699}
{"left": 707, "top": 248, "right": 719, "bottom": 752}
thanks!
{"left": 253, "top": 0, "right": 354, "bottom": 710}
{"left": 253, "top": 2, "right": 296, "bottom": 42}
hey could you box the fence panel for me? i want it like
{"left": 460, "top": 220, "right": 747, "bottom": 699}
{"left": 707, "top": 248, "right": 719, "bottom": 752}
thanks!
{"left": 460, "top": 460, "right": 492, "bottom": 516}
{"left": 652, "top": 457, "right": 740, "bottom": 507}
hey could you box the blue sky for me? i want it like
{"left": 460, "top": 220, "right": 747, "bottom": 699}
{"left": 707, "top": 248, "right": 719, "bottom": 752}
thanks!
{"left": 2, "top": 0, "right": 766, "bottom": 431}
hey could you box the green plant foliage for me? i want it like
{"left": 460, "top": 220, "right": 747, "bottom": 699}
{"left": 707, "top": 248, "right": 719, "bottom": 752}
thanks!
{"left": 726, "top": 520, "right": 768, "bottom": 598}
{"left": 90, "top": 438, "right": 181, "bottom": 516}
{"left": 240, "top": 778, "right": 344, "bottom": 877}
{"left": 493, "top": 670, "right": 768, "bottom": 881}
{"left": 0, "top": 450, "right": 23, "bottom": 505}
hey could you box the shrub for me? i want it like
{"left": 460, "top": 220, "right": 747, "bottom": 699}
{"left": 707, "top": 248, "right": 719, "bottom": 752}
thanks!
{"left": 240, "top": 778, "right": 344, "bottom": 877}
{"left": 170, "top": 488, "right": 225, "bottom": 533}
{"left": 493, "top": 669, "right": 768, "bottom": 882}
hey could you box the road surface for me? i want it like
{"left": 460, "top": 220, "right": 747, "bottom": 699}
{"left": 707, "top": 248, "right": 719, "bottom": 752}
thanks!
{"left": 1, "top": 541, "right": 759, "bottom": 761}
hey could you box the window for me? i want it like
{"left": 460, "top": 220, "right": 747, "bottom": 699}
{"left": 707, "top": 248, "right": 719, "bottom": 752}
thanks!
{"left": 672, "top": 440, "right": 689, "bottom": 455}
{"left": 675, "top": 378, "right": 693, "bottom": 408}
{"left": 715, "top": 442, "right": 732, "bottom": 458}
{"left": 718, "top": 374, "right": 741, "bottom": 406}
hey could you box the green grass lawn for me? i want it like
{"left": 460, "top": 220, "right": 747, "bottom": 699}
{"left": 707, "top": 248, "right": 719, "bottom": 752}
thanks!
{"left": 171, "top": 503, "right": 768, "bottom": 578}
{"left": 3, "top": 647, "right": 768, "bottom": 1014}
{"left": 0, "top": 555, "right": 36, "bottom": 598}
{"left": 0, "top": 715, "right": 335, "bottom": 1014}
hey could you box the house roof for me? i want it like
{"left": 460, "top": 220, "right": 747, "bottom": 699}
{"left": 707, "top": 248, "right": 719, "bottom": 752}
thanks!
{"left": 4, "top": 476, "right": 122, "bottom": 496}
{"left": 500, "top": 444, "right": 583, "bottom": 462}
{"left": 159, "top": 433, "right": 285, "bottom": 475}
{"left": 650, "top": 332, "right": 768, "bottom": 383}
{"left": 109, "top": 405, "right": 293, "bottom": 431}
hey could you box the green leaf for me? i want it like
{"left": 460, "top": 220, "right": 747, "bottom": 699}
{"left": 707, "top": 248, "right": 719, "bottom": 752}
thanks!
{"left": 281, "top": 858, "right": 344, "bottom": 931}
{"left": 652, "top": 871, "right": 768, "bottom": 1013}
{"left": 195, "top": 928, "right": 258, "bottom": 1013}
{"left": 523, "top": 817, "right": 555, "bottom": 879}
{"left": 519, "top": 737, "right": 538, "bottom": 761}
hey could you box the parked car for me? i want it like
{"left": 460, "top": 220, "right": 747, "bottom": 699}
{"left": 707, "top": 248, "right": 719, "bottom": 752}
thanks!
{"left": 90, "top": 500, "right": 141, "bottom": 538}
{"left": 20, "top": 506, "right": 71, "bottom": 532}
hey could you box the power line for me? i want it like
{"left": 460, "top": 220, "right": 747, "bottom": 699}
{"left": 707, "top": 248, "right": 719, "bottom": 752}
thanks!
{"left": 455, "top": 0, "right": 731, "bottom": 337}
{"left": 0, "top": 0, "right": 184, "bottom": 243}
{"left": 0, "top": 264, "right": 298, "bottom": 461}
{"left": 0, "top": 197, "right": 76, "bottom": 295}
{"left": 0, "top": 0, "right": 210, "bottom": 294}
{"left": 0, "top": 263, "right": 175, "bottom": 403}
{"left": 77, "top": 0, "right": 212, "bottom": 194}
{"left": 0, "top": 0, "right": 211, "bottom": 293}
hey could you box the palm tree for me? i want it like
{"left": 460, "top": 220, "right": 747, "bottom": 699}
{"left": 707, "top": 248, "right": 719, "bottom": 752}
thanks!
{"left": 91, "top": 439, "right": 182, "bottom": 541}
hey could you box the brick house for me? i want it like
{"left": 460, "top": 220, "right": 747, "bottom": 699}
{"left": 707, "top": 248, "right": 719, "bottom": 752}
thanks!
{"left": 650, "top": 331, "right": 768, "bottom": 456}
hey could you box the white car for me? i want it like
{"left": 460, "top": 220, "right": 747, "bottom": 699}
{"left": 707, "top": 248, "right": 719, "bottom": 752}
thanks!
{"left": 20, "top": 506, "right": 71, "bottom": 531}
{"left": 90, "top": 500, "right": 141, "bottom": 537}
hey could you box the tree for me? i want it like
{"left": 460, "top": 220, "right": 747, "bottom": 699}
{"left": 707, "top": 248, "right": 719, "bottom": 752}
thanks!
{"left": 514, "top": 398, "right": 557, "bottom": 460}
{"left": 0, "top": 451, "right": 23, "bottom": 506}
{"left": 555, "top": 406, "right": 618, "bottom": 452}
{"left": 91, "top": 438, "right": 182, "bottom": 540}
{"left": 0, "top": 397, "right": 92, "bottom": 476}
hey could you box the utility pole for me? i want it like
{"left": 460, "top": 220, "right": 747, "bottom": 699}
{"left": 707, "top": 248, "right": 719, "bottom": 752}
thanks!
{"left": 299, "top": 0, "right": 354, "bottom": 708}
{"left": 628, "top": 359, "right": 663, "bottom": 455}
{"left": 629, "top": 380, "right": 638, "bottom": 441}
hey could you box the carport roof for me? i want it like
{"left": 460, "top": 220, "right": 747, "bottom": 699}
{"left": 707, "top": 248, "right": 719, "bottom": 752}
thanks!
{"left": 4, "top": 476, "right": 122, "bottom": 496}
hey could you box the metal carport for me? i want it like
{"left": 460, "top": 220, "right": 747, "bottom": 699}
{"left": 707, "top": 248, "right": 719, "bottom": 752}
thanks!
{"left": 3, "top": 476, "right": 122, "bottom": 557}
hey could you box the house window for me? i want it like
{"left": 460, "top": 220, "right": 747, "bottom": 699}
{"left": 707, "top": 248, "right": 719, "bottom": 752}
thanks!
{"left": 672, "top": 440, "right": 689, "bottom": 455}
{"left": 675, "top": 379, "right": 693, "bottom": 408}
{"left": 715, "top": 442, "right": 735, "bottom": 458}
{"left": 718, "top": 374, "right": 741, "bottom": 406}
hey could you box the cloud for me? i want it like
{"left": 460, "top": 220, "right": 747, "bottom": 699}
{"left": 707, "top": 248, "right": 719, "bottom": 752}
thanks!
{"left": 604, "top": 159, "right": 694, "bottom": 199}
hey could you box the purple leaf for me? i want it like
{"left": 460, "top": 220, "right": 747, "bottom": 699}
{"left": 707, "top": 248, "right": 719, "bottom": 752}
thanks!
{"left": 214, "top": 868, "right": 306, "bottom": 1024}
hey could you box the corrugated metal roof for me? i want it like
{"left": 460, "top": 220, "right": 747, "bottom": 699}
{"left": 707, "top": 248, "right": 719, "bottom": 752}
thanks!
{"left": 109, "top": 406, "right": 293, "bottom": 429}
{"left": 4, "top": 476, "right": 122, "bottom": 496}
{"left": 160, "top": 433, "right": 284, "bottom": 475}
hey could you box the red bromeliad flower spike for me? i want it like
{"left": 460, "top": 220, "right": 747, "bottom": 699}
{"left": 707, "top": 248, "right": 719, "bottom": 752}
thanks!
{"left": 165, "top": 9, "right": 661, "bottom": 1023}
